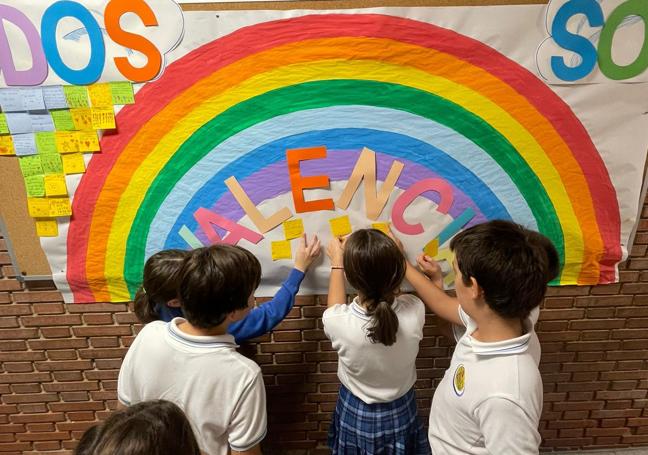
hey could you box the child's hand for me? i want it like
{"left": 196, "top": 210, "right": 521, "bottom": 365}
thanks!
{"left": 326, "top": 237, "right": 345, "bottom": 268}
{"left": 416, "top": 253, "right": 444, "bottom": 289}
{"left": 294, "top": 234, "right": 321, "bottom": 272}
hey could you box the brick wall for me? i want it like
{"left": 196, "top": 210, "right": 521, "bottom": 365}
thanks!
{"left": 1, "top": 206, "right": 647, "bottom": 453}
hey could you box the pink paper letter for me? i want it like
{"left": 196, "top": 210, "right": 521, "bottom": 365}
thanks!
{"left": 0, "top": 5, "right": 47, "bottom": 86}
{"left": 391, "top": 179, "right": 454, "bottom": 235}
{"left": 194, "top": 208, "right": 263, "bottom": 246}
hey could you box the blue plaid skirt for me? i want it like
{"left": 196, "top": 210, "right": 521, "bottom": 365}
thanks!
{"left": 328, "top": 385, "right": 431, "bottom": 455}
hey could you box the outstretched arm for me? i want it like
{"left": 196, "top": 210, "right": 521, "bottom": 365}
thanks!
{"left": 326, "top": 237, "right": 346, "bottom": 308}
{"left": 228, "top": 235, "right": 320, "bottom": 343}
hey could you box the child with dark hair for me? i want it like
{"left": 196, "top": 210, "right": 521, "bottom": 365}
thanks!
{"left": 324, "top": 229, "right": 431, "bottom": 454}
{"left": 400, "top": 220, "right": 559, "bottom": 454}
{"left": 133, "top": 235, "right": 320, "bottom": 342}
{"left": 74, "top": 400, "right": 200, "bottom": 455}
{"left": 119, "top": 244, "right": 275, "bottom": 455}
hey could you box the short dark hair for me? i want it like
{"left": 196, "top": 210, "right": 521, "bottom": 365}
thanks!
{"left": 344, "top": 229, "right": 406, "bottom": 346}
{"left": 450, "top": 220, "right": 559, "bottom": 319}
{"left": 178, "top": 245, "right": 261, "bottom": 328}
{"left": 134, "top": 249, "right": 188, "bottom": 324}
{"left": 78, "top": 400, "right": 201, "bottom": 455}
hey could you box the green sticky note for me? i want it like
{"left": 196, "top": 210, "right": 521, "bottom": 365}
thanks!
{"left": 24, "top": 175, "right": 45, "bottom": 197}
{"left": 0, "top": 113, "right": 8, "bottom": 135}
{"left": 51, "top": 110, "right": 75, "bottom": 131}
{"left": 41, "top": 153, "right": 63, "bottom": 174}
{"left": 35, "top": 132, "right": 57, "bottom": 154}
{"left": 19, "top": 155, "right": 43, "bottom": 177}
{"left": 110, "top": 81, "right": 135, "bottom": 105}
{"left": 63, "top": 86, "right": 89, "bottom": 108}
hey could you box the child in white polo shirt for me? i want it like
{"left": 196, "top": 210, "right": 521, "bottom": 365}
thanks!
{"left": 402, "top": 220, "right": 558, "bottom": 454}
{"left": 324, "top": 229, "right": 431, "bottom": 454}
{"left": 118, "top": 245, "right": 270, "bottom": 455}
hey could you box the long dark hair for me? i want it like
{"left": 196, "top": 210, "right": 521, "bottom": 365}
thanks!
{"left": 343, "top": 229, "right": 406, "bottom": 346}
{"left": 133, "top": 250, "right": 188, "bottom": 324}
{"left": 76, "top": 400, "right": 201, "bottom": 455}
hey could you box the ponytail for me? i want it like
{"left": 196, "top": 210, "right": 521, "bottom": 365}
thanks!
{"left": 366, "top": 298, "right": 399, "bottom": 346}
{"left": 133, "top": 287, "right": 159, "bottom": 324}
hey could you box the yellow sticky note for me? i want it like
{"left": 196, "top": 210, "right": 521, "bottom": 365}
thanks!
{"left": 36, "top": 219, "right": 58, "bottom": 237}
{"left": 55, "top": 132, "right": 80, "bottom": 153}
{"left": 423, "top": 239, "right": 439, "bottom": 258}
{"left": 110, "top": 81, "right": 135, "bottom": 105}
{"left": 44, "top": 174, "right": 68, "bottom": 197}
{"left": 0, "top": 135, "right": 15, "bottom": 155}
{"left": 329, "top": 215, "right": 352, "bottom": 237}
{"left": 435, "top": 249, "right": 456, "bottom": 287}
{"left": 48, "top": 197, "right": 72, "bottom": 217}
{"left": 70, "top": 108, "right": 93, "bottom": 130}
{"left": 91, "top": 107, "right": 116, "bottom": 130}
{"left": 77, "top": 130, "right": 100, "bottom": 152}
{"left": 0, "top": 113, "right": 8, "bottom": 134}
{"left": 63, "top": 86, "right": 89, "bottom": 108}
{"left": 271, "top": 240, "right": 292, "bottom": 260}
{"left": 24, "top": 175, "right": 45, "bottom": 197}
{"left": 27, "top": 198, "right": 51, "bottom": 218}
{"left": 62, "top": 153, "right": 85, "bottom": 174}
{"left": 88, "top": 83, "right": 113, "bottom": 107}
{"left": 371, "top": 222, "right": 390, "bottom": 234}
{"left": 283, "top": 219, "right": 304, "bottom": 240}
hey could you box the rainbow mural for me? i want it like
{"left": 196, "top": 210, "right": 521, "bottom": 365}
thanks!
{"left": 64, "top": 13, "right": 621, "bottom": 303}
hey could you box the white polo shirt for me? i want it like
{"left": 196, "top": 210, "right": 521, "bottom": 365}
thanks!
{"left": 428, "top": 306, "right": 542, "bottom": 454}
{"left": 117, "top": 318, "right": 266, "bottom": 455}
{"left": 322, "top": 294, "right": 426, "bottom": 404}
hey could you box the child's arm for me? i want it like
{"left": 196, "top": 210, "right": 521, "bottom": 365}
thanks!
{"left": 326, "top": 237, "right": 346, "bottom": 307}
{"left": 476, "top": 397, "right": 541, "bottom": 454}
{"left": 228, "top": 235, "right": 320, "bottom": 343}
{"left": 406, "top": 256, "right": 462, "bottom": 326}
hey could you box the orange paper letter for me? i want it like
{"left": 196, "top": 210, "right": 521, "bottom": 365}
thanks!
{"left": 286, "top": 146, "right": 334, "bottom": 213}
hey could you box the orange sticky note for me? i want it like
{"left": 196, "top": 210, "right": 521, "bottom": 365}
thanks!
{"left": 91, "top": 107, "right": 116, "bottom": 130}
{"left": 55, "top": 132, "right": 80, "bottom": 153}
{"left": 271, "top": 240, "right": 292, "bottom": 260}
{"left": 77, "top": 130, "right": 100, "bottom": 152}
{"left": 329, "top": 215, "right": 352, "bottom": 237}
{"left": 44, "top": 174, "right": 68, "bottom": 197}
{"left": 371, "top": 222, "right": 390, "bottom": 234}
{"left": 27, "top": 198, "right": 51, "bottom": 218}
{"left": 283, "top": 219, "right": 304, "bottom": 240}
{"left": 62, "top": 153, "right": 85, "bottom": 174}
{"left": 70, "top": 108, "right": 93, "bottom": 130}
{"left": 48, "top": 197, "right": 72, "bottom": 217}
{"left": 35, "top": 219, "right": 58, "bottom": 237}
{"left": 423, "top": 239, "right": 439, "bottom": 258}
{"left": 88, "top": 83, "right": 113, "bottom": 107}
{"left": 0, "top": 135, "right": 15, "bottom": 155}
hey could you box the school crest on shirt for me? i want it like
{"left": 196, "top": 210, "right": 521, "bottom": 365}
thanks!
{"left": 453, "top": 364, "right": 465, "bottom": 396}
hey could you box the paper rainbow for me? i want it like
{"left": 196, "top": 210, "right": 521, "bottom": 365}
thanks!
{"left": 65, "top": 14, "right": 621, "bottom": 303}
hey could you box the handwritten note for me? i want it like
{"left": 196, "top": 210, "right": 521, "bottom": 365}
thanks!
{"left": 42, "top": 86, "right": 68, "bottom": 110}
{"left": 27, "top": 198, "right": 51, "bottom": 218}
{"left": 423, "top": 239, "right": 439, "bottom": 258}
{"left": 30, "top": 113, "right": 55, "bottom": 132}
{"left": 6, "top": 113, "right": 32, "bottom": 134}
{"left": 41, "top": 153, "right": 63, "bottom": 174}
{"left": 0, "top": 88, "right": 25, "bottom": 112}
{"left": 271, "top": 240, "right": 292, "bottom": 260}
{"left": 55, "top": 132, "right": 80, "bottom": 153}
{"left": 19, "top": 156, "right": 43, "bottom": 177}
{"left": 283, "top": 219, "right": 304, "bottom": 240}
{"left": 48, "top": 197, "right": 72, "bottom": 217}
{"left": 371, "top": 222, "right": 390, "bottom": 234}
{"left": 91, "top": 107, "right": 116, "bottom": 129}
{"left": 329, "top": 215, "right": 352, "bottom": 237}
{"left": 89, "top": 83, "right": 113, "bottom": 107}
{"left": 35, "top": 132, "right": 57, "bottom": 154}
{"left": 63, "top": 86, "right": 89, "bottom": 108}
{"left": 36, "top": 219, "right": 58, "bottom": 237}
{"left": 21, "top": 87, "right": 45, "bottom": 111}
{"left": 62, "top": 153, "right": 85, "bottom": 174}
{"left": 12, "top": 133, "right": 37, "bottom": 156}
{"left": 0, "top": 113, "right": 8, "bottom": 134}
{"left": 24, "top": 175, "right": 45, "bottom": 197}
{"left": 51, "top": 110, "right": 75, "bottom": 131}
{"left": 71, "top": 108, "right": 93, "bottom": 130}
{"left": 0, "top": 135, "right": 15, "bottom": 155}
{"left": 77, "top": 131, "right": 99, "bottom": 152}
{"left": 110, "top": 81, "right": 135, "bottom": 105}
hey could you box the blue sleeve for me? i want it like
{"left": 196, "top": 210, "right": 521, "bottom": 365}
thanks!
{"left": 228, "top": 268, "right": 305, "bottom": 343}
{"left": 155, "top": 303, "right": 183, "bottom": 322}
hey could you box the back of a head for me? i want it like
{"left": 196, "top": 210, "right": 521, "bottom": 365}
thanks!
{"left": 90, "top": 400, "right": 201, "bottom": 455}
{"left": 134, "top": 249, "right": 188, "bottom": 324}
{"left": 179, "top": 244, "right": 261, "bottom": 329}
{"left": 344, "top": 229, "right": 406, "bottom": 346}
{"left": 449, "top": 220, "right": 559, "bottom": 319}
